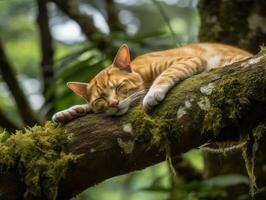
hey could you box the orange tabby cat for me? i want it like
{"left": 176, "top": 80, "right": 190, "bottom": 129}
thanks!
{"left": 52, "top": 43, "right": 252, "bottom": 123}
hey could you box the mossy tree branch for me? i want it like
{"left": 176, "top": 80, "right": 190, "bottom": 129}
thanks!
{"left": 0, "top": 54, "right": 266, "bottom": 199}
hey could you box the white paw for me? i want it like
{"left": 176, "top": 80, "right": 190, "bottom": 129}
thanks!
{"left": 143, "top": 87, "right": 167, "bottom": 109}
{"left": 52, "top": 112, "right": 65, "bottom": 123}
{"left": 52, "top": 104, "right": 89, "bottom": 123}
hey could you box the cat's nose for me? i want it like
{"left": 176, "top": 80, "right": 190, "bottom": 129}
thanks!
{"left": 109, "top": 100, "right": 119, "bottom": 107}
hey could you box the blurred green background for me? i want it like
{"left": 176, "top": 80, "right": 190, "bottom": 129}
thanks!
{"left": 0, "top": 0, "right": 252, "bottom": 200}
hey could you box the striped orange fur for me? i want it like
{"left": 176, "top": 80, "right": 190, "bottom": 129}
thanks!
{"left": 52, "top": 43, "right": 252, "bottom": 123}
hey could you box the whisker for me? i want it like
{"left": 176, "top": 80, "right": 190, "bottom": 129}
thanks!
{"left": 119, "top": 89, "right": 148, "bottom": 108}
{"left": 125, "top": 90, "right": 147, "bottom": 103}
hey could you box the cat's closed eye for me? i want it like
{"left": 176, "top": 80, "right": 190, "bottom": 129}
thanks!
{"left": 92, "top": 97, "right": 107, "bottom": 111}
{"left": 116, "top": 82, "right": 127, "bottom": 94}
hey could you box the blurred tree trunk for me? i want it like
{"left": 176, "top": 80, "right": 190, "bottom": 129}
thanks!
{"left": 105, "top": 0, "right": 125, "bottom": 32}
{"left": 0, "top": 109, "right": 19, "bottom": 132}
{"left": 36, "top": 0, "right": 55, "bottom": 117}
{"left": 198, "top": 0, "right": 266, "bottom": 199}
{"left": 198, "top": 0, "right": 266, "bottom": 54}
{"left": 0, "top": 40, "right": 39, "bottom": 127}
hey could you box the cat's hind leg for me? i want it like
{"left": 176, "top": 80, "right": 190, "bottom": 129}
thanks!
{"left": 52, "top": 104, "right": 90, "bottom": 123}
{"left": 143, "top": 57, "right": 207, "bottom": 109}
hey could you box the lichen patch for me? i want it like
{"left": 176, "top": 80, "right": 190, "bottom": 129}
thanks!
{"left": 241, "top": 55, "right": 264, "bottom": 68}
{"left": 117, "top": 138, "right": 134, "bottom": 154}
{"left": 123, "top": 123, "right": 133, "bottom": 134}
{"left": 177, "top": 98, "right": 194, "bottom": 119}
{"left": 248, "top": 56, "right": 263, "bottom": 65}
{"left": 185, "top": 100, "right": 192, "bottom": 108}
{"left": 200, "top": 83, "right": 215, "bottom": 95}
{"left": 197, "top": 96, "right": 211, "bottom": 111}
{"left": 177, "top": 106, "right": 187, "bottom": 119}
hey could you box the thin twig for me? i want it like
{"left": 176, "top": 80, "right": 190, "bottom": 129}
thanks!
{"left": 152, "top": 0, "right": 178, "bottom": 46}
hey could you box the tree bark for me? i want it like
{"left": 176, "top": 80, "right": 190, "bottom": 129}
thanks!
{"left": 0, "top": 40, "right": 39, "bottom": 127}
{"left": 0, "top": 54, "right": 266, "bottom": 199}
{"left": 198, "top": 0, "right": 266, "bottom": 54}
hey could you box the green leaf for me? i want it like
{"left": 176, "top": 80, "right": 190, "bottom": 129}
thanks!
{"left": 203, "top": 174, "right": 249, "bottom": 187}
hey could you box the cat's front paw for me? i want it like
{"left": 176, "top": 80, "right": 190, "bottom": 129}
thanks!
{"left": 52, "top": 112, "right": 66, "bottom": 123}
{"left": 143, "top": 87, "right": 166, "bottom": 110}
{"left": 52, "top": 104, "right": 89, "bottom": 123}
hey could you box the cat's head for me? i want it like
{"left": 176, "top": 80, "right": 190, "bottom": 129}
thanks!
{"left": 67, "top": 44, "right": 145, "bottom": 115}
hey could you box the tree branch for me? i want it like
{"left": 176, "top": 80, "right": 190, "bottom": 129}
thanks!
{"left": 0, "top": 108, "right": 20, "bottom": 132}
{"left": 105, "top": 0, "right": 125, "bottom": 32}
{"left": 58, "top": 53, "right": 266, "bottom": 199}
{"left": 0, "top": 54, "right": 266, "bottom": 199}
{"left": 36, "top": 0, "right": 55, "bottom": 115}
{"left": 51, "top": 0, "right": 110, "bottom": 51}
{"left": 0, "top": 40, "right": 39, "bottom": 126}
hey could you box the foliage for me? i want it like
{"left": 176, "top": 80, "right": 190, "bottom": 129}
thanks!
{"left": 138, "top": 161, "right": 249, "bottom": 200}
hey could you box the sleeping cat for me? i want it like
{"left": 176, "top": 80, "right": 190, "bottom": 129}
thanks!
{"left": 52, "top": 43, "right": 252, "bottom": 123}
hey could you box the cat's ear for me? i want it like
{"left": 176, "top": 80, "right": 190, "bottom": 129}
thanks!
{"left": 113, "top": 44, "right": 131, "bottom": 72}
{"left": 67, "top": 82, "right": 89, "bottom": 100}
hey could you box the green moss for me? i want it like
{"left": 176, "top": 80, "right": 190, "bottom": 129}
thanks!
{"left": 0, "top": 122, "right": 81, "bottom": 200}
{"left": 203, "top": 77, "right": 251, "bottom": 135}
{"left": 259, "top": 45, "right": 266, "bottom": 53}
{"left": 122, "top": 105, "right": 169, "bottom": 147}
{"left": 143, "top": 114, "right": 168, "bottom": 146}
{"left": 241, "top": 124, "right": 266, "bottom": 199}
{"left": 203, "top": 107, "right": 223, "bottom": 135}
{"left": 117, "top": 138, "right": 134, "bottom": 154}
